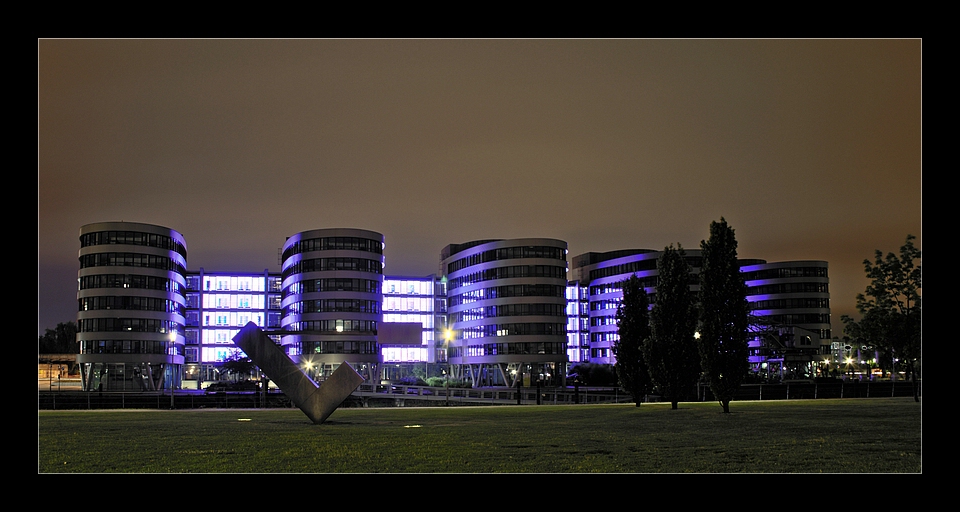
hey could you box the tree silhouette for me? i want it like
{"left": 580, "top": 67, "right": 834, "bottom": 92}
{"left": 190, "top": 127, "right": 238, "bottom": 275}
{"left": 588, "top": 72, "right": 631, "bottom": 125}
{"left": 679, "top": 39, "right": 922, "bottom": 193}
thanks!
{"left": 219, "top": 350, "right": 255, "bottom": 382}
{"left": 646, "top": 245, "right": 700, "bottom": 409}
{"left": 38, "top": 322, "right": 79, "bottom": 354}
{"left": 842, "top": 235, "right": 921, "bottom": 401}
{"left": 614, "top": 275, "right": 653, "bottom": 406}
{"left": 697, "top": 218, "right": 749, "bottom": 413}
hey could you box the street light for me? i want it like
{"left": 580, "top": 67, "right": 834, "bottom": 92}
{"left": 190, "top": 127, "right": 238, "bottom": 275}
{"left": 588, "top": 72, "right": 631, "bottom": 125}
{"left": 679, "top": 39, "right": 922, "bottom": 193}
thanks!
{"left": 442, "top": 368, "right": 449, "bottom": 406}
{"left": 169, "top": 331, "right": 177, "bottom": 409}
{"left": 443, "top": 328, "right": 454, "bottom": 388}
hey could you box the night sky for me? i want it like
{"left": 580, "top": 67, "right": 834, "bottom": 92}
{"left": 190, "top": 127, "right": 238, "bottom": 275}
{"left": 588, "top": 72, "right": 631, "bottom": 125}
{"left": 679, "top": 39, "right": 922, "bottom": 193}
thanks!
{"left": 38, "top": 39, "right": 922, "bottom": 337}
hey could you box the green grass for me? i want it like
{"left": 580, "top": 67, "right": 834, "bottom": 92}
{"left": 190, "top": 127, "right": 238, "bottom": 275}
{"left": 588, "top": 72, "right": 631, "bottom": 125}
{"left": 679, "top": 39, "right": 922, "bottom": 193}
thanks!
{"left": 38, "top": 398, "right": 921, "bottom": 473}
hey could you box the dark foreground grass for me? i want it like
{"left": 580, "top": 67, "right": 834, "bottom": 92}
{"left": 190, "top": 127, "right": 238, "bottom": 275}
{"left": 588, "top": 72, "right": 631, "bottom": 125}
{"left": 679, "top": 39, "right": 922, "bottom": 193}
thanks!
{"left": 38, "top": 398, "right": 921, "bottom": 473}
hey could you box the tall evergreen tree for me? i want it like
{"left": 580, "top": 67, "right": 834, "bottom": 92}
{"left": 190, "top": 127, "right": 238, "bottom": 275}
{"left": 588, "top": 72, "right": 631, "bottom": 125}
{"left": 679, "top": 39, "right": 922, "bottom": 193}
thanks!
{"left": 645, "top": 244, "right": 700, "bottom": 410}
{"left": 697, "top": 218, "right": 749, "bottom": 413}
{"left": 614, "top": 275, "right": 653, "bottom": 406}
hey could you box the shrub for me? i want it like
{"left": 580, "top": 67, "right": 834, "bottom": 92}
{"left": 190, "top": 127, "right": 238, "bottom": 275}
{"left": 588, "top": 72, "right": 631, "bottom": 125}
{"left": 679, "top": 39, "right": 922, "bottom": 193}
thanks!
{"left": 569, "top": 363, "right": 618, "bottom": 387}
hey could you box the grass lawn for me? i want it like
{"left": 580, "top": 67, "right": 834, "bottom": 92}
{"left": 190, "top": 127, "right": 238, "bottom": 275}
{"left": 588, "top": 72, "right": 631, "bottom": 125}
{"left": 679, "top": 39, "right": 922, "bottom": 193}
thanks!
{"left": 38, "top": 398, "right": 921, "bottom": 473}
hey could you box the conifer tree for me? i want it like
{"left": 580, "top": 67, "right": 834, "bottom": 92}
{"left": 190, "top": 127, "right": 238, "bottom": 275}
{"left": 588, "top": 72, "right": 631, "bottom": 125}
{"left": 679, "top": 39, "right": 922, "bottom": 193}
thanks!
{"left": 614, "top": 275, "right": 653, "bottom": 406}
{"left": 645, "top": 244, "right": 700, "bottom": 409}
{"left": 697, "top": 218, "right": 749, "bottom": 413}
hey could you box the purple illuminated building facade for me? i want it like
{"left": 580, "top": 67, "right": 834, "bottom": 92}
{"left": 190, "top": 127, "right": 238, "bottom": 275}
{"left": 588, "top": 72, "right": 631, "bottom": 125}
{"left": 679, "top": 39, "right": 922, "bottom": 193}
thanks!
{"left": 76, "top": 222, "right": 188, "bottom": 391}
{"left": 568, "top": 249, "right": 831, "bottom": 381}
{"left": 279, "top": 228, "right": 385, "bottom": 384}
{"left": 741, "top": 260, "right": 830, "bottom": 380}
{"left": 440, "top": 239, "right": 569, "bottom": 387}
{"left": 181, "top": 269, "right": 282, "bottom": 389}
{"left": 75, "top": 222, "right": 830, "bottom": 390}
{"left": 379, "top": 275, "right": 447, "bottom": 382}
{"left": 568, "top": 249, "right": 696, "bottom": 366}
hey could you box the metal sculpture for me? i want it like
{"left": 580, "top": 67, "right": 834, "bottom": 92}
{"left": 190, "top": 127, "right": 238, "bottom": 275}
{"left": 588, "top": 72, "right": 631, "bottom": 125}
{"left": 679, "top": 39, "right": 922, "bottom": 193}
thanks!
{"left": 232, "top": 322, "right": 364, "bottom": 424}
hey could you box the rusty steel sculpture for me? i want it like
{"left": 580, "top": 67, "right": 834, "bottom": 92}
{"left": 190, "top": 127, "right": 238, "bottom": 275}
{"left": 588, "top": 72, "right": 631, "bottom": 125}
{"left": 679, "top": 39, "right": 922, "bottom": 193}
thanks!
{"left": 232, "top": 322, "right": 364, "bottom": 424}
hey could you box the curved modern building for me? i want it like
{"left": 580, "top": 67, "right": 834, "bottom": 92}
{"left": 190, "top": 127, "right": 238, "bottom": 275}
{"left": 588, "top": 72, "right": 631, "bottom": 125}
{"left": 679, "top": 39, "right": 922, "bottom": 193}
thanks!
{"left": 76, "top": 222, "right": 187, "bottom": 391}
{"left": 569, "top": 249, "right": 830, "bottom": 380}
{"left": 569, "top": 249, "right": 703, "bottom": 365}
{"left": 68, "top": 220, "right": 833, "bottom": 390}
{"left": 441, "top": 238, "right": 569, "bottom": 387}
{"left": 280, "top": 228, "right": 384, "bottom": 383}
{"left": 741, "top": 259, "right": 830, "bottom": 379}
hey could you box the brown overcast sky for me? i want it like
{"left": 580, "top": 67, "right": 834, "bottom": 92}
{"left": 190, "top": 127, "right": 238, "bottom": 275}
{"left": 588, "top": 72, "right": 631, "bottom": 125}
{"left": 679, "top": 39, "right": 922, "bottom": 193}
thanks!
{"left": 38, "top": 39, "right": 922, "bottom": 337}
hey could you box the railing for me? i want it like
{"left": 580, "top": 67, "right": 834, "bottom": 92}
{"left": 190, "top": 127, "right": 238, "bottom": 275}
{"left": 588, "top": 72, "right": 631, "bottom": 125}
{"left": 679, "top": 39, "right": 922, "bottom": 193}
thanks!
{"left": 38, "top": 379, "right": 919, "bottom": 410}
{"left": 355, "top": 383, "right": 631, "bottom": 405}
{"left": 37, "top": 390, "right": 291, "bottom": 410}
{"left": 717, "top": 379, "right": 921, "bottom": 401}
